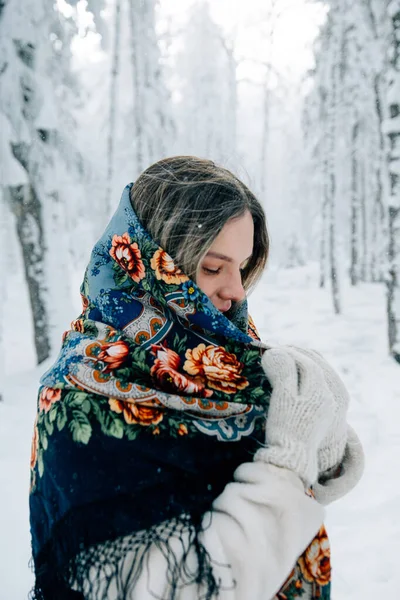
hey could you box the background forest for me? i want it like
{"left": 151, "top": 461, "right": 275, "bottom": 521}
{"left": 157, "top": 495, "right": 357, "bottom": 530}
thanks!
{"left": 0, "top": 0, "right": 399, "bottom": 598}
{"left": 1, "top": 0, "right": 399, "bottom": 370}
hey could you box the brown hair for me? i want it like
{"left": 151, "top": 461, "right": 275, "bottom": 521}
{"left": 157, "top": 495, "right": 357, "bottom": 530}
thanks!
{"left": 130, "top": 156, "right": 269, "bottom": 291}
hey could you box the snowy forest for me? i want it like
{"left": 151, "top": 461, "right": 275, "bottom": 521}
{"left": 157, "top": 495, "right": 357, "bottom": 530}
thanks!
{"left": 1, "top": 0, "right": 400, "bottom": 598}
{"left": 1, "top": 0, "right": 400, "bottom": 371}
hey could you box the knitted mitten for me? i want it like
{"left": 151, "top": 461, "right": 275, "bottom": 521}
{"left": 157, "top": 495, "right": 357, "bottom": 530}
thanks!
{"left": 286, "top": 346, "right": 350, "bottom": 474}
{"left": 254, "top": 348, "right": 335, "bottom": 487}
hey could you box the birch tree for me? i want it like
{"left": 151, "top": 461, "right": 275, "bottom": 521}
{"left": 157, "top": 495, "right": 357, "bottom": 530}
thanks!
{"left": 0, "top": 0, "right": 83, "bottom": 364}
{"left": 384, "top": 0, "right": 400, "bottom": 362}
{"left": 307, "top": 5, "right": 342, "bottom": 312}
{"left": 105, "top": 0, "right": 121, "bottom": 216}
{"left": 175, "top": 1, "right": 237, "bottom": 163}
{"left": 127, "top": 0, "right": 172, "bottom": 178}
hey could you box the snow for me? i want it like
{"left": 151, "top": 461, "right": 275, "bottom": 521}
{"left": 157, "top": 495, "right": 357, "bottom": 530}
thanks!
{"left": 1, "top": 262, "right": 399, "bottom": 599}
{"left": 388, "top": 0, "right": 400, "bottom": 19}
{"left": 0, "top": 114, "right": 29, "bottom": 186}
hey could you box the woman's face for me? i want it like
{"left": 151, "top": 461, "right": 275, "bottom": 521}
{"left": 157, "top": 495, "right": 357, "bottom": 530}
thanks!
{"left": 196, "top": 211, "right": 254, "bottom": 313}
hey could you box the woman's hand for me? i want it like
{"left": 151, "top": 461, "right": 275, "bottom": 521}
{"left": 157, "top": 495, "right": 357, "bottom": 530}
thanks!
{"left": 254, "top": 347, "right": 335, "bottom": 487}
{"left": 277, "top": 346, "right": 365, "bottom": 504}
{"left": 285, "top": 346, "right": 350, "bottom": 475}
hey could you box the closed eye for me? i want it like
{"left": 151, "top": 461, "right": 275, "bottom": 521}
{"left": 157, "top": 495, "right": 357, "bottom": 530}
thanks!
{"left": 202, "top": 267, "right": 221, "bottom": 275}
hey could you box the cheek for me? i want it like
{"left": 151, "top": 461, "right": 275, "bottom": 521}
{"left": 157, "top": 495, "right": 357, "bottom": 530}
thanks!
{"left": 196, "top": 273, "right": 216, "bottom": 299}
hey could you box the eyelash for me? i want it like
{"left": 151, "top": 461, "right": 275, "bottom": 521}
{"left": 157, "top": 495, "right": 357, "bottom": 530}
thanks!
{"left": 202, "top": 267, "right": 246, "bottom": 276}
{"left": 202, "top": 267, "right": 221, "bottom": 275}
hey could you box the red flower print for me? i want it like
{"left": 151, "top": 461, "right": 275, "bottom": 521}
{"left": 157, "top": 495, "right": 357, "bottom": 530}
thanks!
{"left": 178, "top": 423, "right": 188, "bottom": 436}
{"left": 81, "top": 294, "right": 89, "bottom": 311}
{"left": 39, "top": 387, "right": 62, "bottom": 413}
{"left": 150, "top": 345, "right": 213, "bottom": 397}
{"left": 109, "top": 233, "right": 146, "bottom": 283}
{"left": 98, "top": 340, "right": 130, "bottom": 372}
{"left": 30, "top": 420, "right": 38, "bottom": 470}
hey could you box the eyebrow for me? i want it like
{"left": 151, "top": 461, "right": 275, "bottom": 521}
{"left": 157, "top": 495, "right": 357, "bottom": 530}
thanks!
{"left": 205, "top": 251, "right": 252, "bottom": 264}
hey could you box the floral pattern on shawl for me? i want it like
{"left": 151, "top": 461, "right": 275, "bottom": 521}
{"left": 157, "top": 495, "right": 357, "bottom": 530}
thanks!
{"left": 35, "top": 184, "right": 269, "bottom": 477}
{"left": 277, "top": 526, "right": 331, "bottom": 599}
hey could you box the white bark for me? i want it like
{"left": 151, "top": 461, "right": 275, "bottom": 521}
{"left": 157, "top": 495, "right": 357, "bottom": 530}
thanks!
{"left": 105, "top": 0, "right": 121, "bottom": 216}
{"left": 128, "top": 0, "right": 145, "bottom": 177}
{"left": 385, "top": 4, "right": 400, "bottom": 362}
{"left": 0, "top": 0, "right": 80, "bottom": 363}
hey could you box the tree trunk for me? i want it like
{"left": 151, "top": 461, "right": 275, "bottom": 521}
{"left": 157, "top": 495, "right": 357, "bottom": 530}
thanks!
{"left": 6, "top": 183, "right": 50, "bottom": 363}
{"left": 320, "top": 153, "right": 328, "bottom": 289}
{"left": 385, "top": 1, "right": 400, "bottom": 363}
{"left": 359, "top": 157, "right": 368, "bottom": 281}
{"left": 260, "top": 80, "right": 271, "bottom": 200}
{"left": 128, "top": 0, "right": 144, "bottom": 177}
{"left": 329, "top": 168, "right": 341, "bottom": 314}
{"left": 371, "top": 74, "right": 386, "bottom": 282}
{"left": 105, "top": 0, "right": 121, "bottom": 216}
{"left": 328, "top": 20, "right": 341, "bottom": 315}
{"left": 350, "top": 120, "right": 359, "bottom": 286}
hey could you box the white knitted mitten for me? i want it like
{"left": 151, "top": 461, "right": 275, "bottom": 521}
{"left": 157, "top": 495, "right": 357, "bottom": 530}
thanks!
{"left": 312, "top": 424, "right": 365, "bottom": 505}
{"left": 286, "top": 346, "right": 350, "bottom": 474}
{"left": 254, "top": 348, "right": 335, "bottom": 487}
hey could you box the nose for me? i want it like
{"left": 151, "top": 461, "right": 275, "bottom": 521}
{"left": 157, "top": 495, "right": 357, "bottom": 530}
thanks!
{"left": 219, "top": 272, "right": 246, "bottom": 303}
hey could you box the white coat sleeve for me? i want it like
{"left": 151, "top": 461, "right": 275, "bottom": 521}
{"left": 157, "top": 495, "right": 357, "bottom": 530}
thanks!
{"left": 199, "top": 461, "right": 325, "bottom": 600}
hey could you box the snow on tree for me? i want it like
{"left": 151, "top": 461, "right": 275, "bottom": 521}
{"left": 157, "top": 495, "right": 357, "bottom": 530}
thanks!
{"left": 305, "top": 0, "right": 400, "bottom": 360}
{"left": 384, "top": 0, "right": 400, "bottom": 362}
{"left": 126, "top": 0, "right": 173, "bottom": 177}
{"left": 174, "top": 1, "right": 237, "bottom": 164}
{"left": 0, "top": 0, "right": 85, "bottom": 366}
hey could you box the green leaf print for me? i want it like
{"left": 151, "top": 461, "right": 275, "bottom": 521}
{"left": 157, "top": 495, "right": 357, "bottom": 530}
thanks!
{"left": 44, "top": 417, "right": 54, "bottom": 436}
{"left": 109, "top": 418, "right": 124, "bottom": 439}
{"left": 38, "top": 450, "right": 44, "bottom": 478}
{"left": 70, "top": 410, "right": 92, "bottom": 444}
{"left": 56, "top": 403, "right": 67, "bottom": 431}
{"left": 113, "top": 265, "right": 129, "bottom": 287}
{"left": 125, "top": 425, "right": 140, "bottom": 441}
{"left": 41, "top": 432, "right": 48, "bottom": 451}
{"left": 81, "top": 399, "right": 92, "bottom": 414}
{"left": 48, "top": 406, "right": 58, "bottom": 423}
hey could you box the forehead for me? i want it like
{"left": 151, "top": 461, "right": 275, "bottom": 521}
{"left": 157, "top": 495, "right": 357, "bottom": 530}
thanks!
{"left": 206, "top": 211, "right": 254, "bottom": 262}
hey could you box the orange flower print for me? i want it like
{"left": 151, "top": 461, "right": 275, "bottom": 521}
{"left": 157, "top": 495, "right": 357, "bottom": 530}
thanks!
{"left": 98, "top": 340, "right": 130, "bottom": 372}
{"left": 30, "top": 420, "right": 38, "bottom": 470}
{"left": 39, "top": 387, "right": 62, "bottom": 413}
{"left": 81, "top": 294, "right": 89, "bottom": 311}
{"left": 247, "top": 313, "right": 260, "bottom": 341}
{"left": 178, "top": 423, "right": 188, "bottom": 436}
{"left": 109, "top": 399, "right": 163, "bottom": 426}
{"left": 298, "top": 526, "right": 331, "bottom": 586}
{"left": 150, "top": 249, "right": 189, "bottom": 285}
{"left": 150, "top": 345, "right": 213, "bottom": 397}
{"left": 109, "top": 233, "right": 146, "bottom": 283}
{"left": 183, "top": 344, "right": 249, "bottom": 394}
{"left": 71, "top": 318, "right": 84, "bottom": 333}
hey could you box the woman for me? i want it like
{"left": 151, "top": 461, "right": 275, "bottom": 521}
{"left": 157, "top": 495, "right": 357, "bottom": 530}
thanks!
{"left": 29, "top": 156, "right": 364, "bottom": 600}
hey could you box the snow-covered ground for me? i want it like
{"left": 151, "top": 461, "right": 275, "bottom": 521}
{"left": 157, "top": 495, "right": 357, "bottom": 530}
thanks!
{"left": 1, "top": 263, "right": 399, "bottom": 599}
